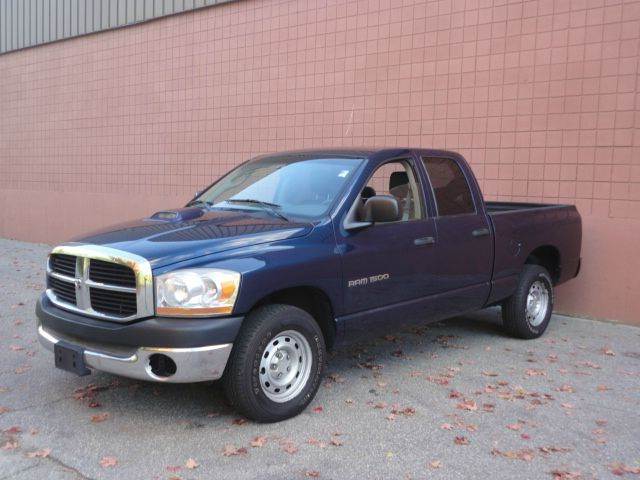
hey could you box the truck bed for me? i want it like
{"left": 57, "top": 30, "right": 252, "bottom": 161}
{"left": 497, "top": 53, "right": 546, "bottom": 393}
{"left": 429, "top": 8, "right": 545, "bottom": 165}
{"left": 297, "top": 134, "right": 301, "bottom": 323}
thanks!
{"left": 483, "top": 201, "right": 581, "bottom": 306}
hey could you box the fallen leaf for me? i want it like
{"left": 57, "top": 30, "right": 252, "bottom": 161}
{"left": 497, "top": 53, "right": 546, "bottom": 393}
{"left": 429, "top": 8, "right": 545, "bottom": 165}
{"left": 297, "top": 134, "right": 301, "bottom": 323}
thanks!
{"left": 0, "top": 406, "right": 10, "bottom": 415}
{"left": 507, "top": 423, "right": 522, "bottom": 431}
{"left": 491, "top": 448, "right": 534, "bottom": 461}
{"left": 610, "top": 463, "right": 640, "bottom": 475}
{"left": 550, "top": 470, "right": 581, "bottom": 479}
{"left": 539, "top": 446, "right": 572, "bottom": 455}
{"left": 3, "top": 426, "right": 21, "bottom": 435}
{"left": 99, "top": 456, "right": 117, "bottom": 468}
{"left": 429, "top": 460, "right": 442, "bottom": 469}
{"left": 185, "top": 458, "right": 199, "bottom": 469}
{"left": 304, "top": 471, "right": 320, "bottom": 477}
{"left": 166, "top": 465, "right": 181, "bottom": 473}
{"left": 91, "top": 412, "right": 109, "bottom": 423}
{"left": 330, "top": 437, "right": 343, "bottom": 447}
{"left": 231, "top": 418, "right": 247, "bottom": 426}
{"left": 454, "top": 436, "right": 469, "bottom": 445}
{"left": 440, "top": 423, "right": 453, "bottom": 430}
{"left": 556, "top": 384, "right": 574, "bottom": 393}
{"left": 250, "top": 436, "right": 267, "bottom": 448}
{"left": 456, "top": 399, "right": 478, "bottom": 411}
{"left": 1, "top": 440, "right": 18, "bottom": 450}
{"left": 482, "top": 371, "right": 498, "bottom": 377}
{"left": 312, "top": 406, "right": 323, "bottom": 413}
{"left": 222, "top": 444, "right": 247, "bottom": 457}
{"left": 307, "top": 437, "right": 327, "bottom": 448}
{"left": 281, "top": 441, "right": 298, "bottom": 454}
{"left": 26, "top": 448, "right": 51, "bottom": 458}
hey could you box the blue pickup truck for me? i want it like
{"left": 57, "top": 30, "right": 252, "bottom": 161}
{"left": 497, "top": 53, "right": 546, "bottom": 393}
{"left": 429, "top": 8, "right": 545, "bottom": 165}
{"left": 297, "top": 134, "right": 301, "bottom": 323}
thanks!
{"left": 36, "top": 148, "right": 582, "bottom": 421}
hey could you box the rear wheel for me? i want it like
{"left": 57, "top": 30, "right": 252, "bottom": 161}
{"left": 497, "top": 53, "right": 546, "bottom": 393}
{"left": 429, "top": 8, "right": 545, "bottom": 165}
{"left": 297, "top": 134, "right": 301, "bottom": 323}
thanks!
{"left": 502, "top": 265, "right": 554, "bottom": 339}
{"left": 222, "top": 304, "right": 325, "bottom": 422}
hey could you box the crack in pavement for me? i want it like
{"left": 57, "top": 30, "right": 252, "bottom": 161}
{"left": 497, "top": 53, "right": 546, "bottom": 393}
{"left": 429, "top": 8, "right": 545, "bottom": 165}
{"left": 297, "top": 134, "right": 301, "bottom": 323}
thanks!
{"left": 43, "top": 452, "right": 96, "bottom": 480}
{"left": 0, "top": 434, "right": 94, "bottom": 480}
{"left": 0, "top": 462, "right": 38, "bottom": 480}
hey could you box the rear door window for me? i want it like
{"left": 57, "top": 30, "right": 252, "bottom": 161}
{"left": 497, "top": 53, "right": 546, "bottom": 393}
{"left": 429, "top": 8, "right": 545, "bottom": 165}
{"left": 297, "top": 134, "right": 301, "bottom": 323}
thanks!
{"left": 422, "top": 157, "right": 475, "bottom": 216}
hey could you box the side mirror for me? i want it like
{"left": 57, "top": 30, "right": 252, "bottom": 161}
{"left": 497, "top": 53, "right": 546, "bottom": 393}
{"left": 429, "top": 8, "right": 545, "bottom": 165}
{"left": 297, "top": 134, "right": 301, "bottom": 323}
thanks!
{"left": 362, "top": 195, "right": 400, "bottom": 223}
{"left": 192, "top": 190, "right": 201, "bottom": 201}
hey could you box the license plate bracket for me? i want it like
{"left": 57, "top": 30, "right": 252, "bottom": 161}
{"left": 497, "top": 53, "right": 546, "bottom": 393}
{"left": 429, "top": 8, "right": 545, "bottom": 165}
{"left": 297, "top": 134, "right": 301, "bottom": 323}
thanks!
{"left": 54, "top": 341, "right": 91, "bottom": 376}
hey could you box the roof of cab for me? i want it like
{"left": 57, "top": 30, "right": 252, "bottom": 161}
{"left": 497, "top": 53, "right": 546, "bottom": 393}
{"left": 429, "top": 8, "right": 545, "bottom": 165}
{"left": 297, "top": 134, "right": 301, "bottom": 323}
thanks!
{"left": 256, "top": 147, "right": 464, "bottom": 162}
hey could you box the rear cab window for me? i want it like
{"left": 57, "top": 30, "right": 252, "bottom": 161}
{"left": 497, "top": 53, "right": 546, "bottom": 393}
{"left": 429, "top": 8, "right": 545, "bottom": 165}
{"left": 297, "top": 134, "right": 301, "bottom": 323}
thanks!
{"left": 422, "top": 157, "right": 475, "bottom": 216}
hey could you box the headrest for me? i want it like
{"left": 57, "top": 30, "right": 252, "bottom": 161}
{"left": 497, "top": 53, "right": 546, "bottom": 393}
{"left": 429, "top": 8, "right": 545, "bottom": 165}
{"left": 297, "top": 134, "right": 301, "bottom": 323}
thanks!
{"left": 389, "top": 171, "right": 409, "bottom": 190}
{"left": 361, "top": 186, "right": 376, "bottom": 199}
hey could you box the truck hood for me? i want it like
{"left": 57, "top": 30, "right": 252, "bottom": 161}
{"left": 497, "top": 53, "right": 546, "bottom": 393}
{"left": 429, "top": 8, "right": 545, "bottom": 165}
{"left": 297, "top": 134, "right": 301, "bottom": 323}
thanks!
{"left": 70, "top": 207, "right": 313, "bottom": 268}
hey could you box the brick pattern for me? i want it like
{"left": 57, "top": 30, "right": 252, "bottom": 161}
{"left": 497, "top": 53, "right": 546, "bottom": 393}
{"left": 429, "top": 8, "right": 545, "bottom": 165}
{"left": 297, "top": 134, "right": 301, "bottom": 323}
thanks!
{"left": 0, "top": 0, "right": 639, "bottom": 322}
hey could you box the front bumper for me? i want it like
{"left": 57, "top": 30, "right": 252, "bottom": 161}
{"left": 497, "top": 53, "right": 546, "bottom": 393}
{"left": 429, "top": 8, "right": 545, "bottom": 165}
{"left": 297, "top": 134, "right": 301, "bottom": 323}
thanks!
{"left": 36, "top": 294, "right": 243, "bottom": 383}
{"left": 38, "top": 325, "right": 232, "bottom": 383}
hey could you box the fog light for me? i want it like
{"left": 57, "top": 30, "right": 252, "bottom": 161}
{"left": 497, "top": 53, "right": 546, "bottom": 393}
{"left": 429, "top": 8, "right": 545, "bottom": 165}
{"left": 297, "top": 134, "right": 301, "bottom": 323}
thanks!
{"left": 148, "top": 354, "right": 177, "bottom": 378}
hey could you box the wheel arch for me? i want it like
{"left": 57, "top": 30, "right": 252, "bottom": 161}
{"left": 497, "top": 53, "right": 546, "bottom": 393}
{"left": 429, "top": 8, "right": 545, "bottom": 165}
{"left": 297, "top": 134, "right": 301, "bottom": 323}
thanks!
{"left": 251, "top": 286, "right": 337, "bottom": 349}
{"left": 524, "top": 245, "right": 561, "bottom": 284}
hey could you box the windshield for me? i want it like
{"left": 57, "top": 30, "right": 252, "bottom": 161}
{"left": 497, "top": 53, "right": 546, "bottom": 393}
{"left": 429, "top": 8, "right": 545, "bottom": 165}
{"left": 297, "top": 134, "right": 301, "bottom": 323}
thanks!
{"left": 193, "top": 155, "right": 364, "bottom": 220}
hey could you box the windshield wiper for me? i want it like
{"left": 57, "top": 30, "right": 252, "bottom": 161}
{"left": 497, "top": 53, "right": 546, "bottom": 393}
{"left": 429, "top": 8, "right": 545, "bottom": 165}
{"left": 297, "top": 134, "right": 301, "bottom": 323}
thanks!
{"left": 186, "top": 199, "right": 213, "bottom": 208}
{"left": 226, "top": 198, "right": 289, "bottom": 222}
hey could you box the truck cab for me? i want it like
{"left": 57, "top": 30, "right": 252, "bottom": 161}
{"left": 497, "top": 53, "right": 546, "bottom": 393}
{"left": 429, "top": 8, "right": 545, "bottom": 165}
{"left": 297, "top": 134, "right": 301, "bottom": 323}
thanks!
{"left": 36, "top": 148, "right": 582, "bottom": 422}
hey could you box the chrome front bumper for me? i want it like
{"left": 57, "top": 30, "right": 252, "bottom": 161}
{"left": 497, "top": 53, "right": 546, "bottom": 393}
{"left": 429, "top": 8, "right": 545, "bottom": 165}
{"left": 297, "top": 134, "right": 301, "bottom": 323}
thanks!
{"left": 38, "top": 325, "right": 232, "bottom": 383}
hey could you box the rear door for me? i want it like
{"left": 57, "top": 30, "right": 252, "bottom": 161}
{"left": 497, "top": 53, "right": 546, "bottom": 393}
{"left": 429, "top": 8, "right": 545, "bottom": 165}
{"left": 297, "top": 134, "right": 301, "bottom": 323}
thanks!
{"left": 420, "top": 155, "right": 493, "bottom": 313}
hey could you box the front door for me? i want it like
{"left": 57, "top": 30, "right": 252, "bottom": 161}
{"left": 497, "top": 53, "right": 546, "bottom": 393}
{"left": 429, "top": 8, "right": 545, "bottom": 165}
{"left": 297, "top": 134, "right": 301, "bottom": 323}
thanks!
{"left": 338, "top": 159, "right": 439, "bottom": 313}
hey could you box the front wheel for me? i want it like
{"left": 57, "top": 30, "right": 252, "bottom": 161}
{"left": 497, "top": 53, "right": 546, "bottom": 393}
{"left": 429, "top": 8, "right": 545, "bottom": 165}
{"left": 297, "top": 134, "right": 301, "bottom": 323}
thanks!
{"left": 502, "top": 265, "right": 554, "bottom": 339}
{"left": 222, "top": 304, "right": 326, "bottom": 422}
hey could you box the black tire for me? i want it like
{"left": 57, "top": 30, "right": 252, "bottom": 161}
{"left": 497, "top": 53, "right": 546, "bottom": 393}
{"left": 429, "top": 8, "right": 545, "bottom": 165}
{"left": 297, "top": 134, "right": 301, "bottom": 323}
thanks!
{"left": 502, "top": 265, "right": 554, "bottom": 339}
{"left": 222, "top": 304, "right": 326, "bottom": 422}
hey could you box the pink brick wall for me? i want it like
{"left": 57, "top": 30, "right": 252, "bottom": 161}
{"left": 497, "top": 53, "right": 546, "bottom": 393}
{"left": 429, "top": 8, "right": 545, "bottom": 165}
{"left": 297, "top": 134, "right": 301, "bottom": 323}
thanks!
{"left": 1, "top": 0, "right": 639, "bottom": 323}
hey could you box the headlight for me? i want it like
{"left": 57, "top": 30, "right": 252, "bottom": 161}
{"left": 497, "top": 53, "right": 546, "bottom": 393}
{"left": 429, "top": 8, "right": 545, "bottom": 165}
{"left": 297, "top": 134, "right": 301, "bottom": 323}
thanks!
{"left": 155, "top": 268, "right": 240, "bottom": 317}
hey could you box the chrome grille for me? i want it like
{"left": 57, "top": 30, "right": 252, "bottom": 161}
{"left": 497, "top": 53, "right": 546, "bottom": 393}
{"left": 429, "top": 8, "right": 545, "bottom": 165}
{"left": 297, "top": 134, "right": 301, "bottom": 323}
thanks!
{"left": 48, "top": 275, "right": 77, "bottom": 305}
{"left": 89, "top": 259, "right": 136, "bottom": 288}
{"left": 45, "top": 244, "right": 154, "bottom": 322}
{"left": 89, "top": 288, "right": 137, "bottom": 317}
{"left": 50, "top": 253, "right": 77, "bottom": 277}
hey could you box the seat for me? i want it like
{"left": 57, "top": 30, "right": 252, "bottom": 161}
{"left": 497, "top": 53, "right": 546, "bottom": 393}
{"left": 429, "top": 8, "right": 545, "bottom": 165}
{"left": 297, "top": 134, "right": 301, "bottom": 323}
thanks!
{"left": 388, "top": 171, "right": 413, "bottom": 220}
{"left": 357, "top": 186, "right": 377, "bottom": 220}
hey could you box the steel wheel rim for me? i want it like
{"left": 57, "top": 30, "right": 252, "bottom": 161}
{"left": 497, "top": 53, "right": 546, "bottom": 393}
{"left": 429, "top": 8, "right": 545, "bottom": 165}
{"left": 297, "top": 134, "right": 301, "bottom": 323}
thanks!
{"left": 259, "top": 330, "right": 313, "bottom": 403}
{"left": 526, "top": 280, "right": 549, "bottom": 327}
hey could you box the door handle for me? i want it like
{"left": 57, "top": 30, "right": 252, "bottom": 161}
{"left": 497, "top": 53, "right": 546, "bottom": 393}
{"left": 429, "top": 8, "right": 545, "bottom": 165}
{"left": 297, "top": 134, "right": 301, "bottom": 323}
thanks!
{"left": 414, "top": 236, "right": 435, "bottom": 246}
{"left": 472, "top": 228, "right": 490, "bottom": 237}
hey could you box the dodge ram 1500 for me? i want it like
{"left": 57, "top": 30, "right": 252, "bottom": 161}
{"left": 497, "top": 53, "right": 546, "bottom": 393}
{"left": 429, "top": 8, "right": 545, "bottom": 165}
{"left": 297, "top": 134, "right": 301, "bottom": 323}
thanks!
{"left": 36, "top": 148, "right": 582, "bottom": 421}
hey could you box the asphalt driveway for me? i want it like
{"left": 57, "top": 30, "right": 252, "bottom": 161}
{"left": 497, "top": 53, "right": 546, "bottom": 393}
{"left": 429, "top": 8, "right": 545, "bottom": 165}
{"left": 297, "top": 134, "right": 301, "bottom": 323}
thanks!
{"left": 0, "top": 238, "right": 639, "bottom": 480}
